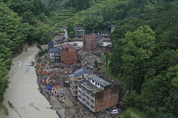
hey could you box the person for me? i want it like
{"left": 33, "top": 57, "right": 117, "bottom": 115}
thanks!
{"left": 56, "top": 93, "right": 59, "bottom": 98}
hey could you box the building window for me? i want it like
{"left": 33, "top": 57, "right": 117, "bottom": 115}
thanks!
{"left": 91, "top": 99, "right": 94, "bottom": 103}
{"left": 82, "top": 98, "right": 85, "bottom": 102}
{"left": 91, "top": 105, "right": 94, "bottom": 109}
{"left": 86, "top": 101, "right": 89, "bottom": 106}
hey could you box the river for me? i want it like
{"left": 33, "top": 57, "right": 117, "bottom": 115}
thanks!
{"left": 0, "top": 41, "right": 111, "bottom": 118}
{"left": 0, "top": 46, "right": 59, "bottom": 118}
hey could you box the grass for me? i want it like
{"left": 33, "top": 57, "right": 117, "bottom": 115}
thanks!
{"left": 1, "top": 104, "right": 9, "bottom": 116}
{"left": 119, "top": 107, "right": 147, "bottom": 118}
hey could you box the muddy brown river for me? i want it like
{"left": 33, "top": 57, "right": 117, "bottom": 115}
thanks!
{"left": 0, "top": 46, "right": 59, "bottom": 118}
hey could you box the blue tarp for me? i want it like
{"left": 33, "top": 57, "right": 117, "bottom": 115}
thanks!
{"left": 46, "top": 86, "right": 52, "bottom": 90}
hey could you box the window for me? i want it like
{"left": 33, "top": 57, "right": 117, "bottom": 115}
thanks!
{"left": 82, "top": 98, "right": 85, "bottom": 102}
{"left": 86, "top": 101, "right": 90, "bottom": 106}
{"left": 91, "top": 105, "right": 94, "bottom": 109}
{"left": 91, "top": 99, "right": 94, "bottom": 103}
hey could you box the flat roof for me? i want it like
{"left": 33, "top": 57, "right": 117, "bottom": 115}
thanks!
{"left": 88, "top": 74, "right": 111, "bottom": 87}
{"left": 69, "top": 68, "right": 93, "bottom": 78}
{"left": 78, "top": 79, "right": 103, "bottom": 93}
{"left": 49, "top": 48, "right": 60, "bottom": 53}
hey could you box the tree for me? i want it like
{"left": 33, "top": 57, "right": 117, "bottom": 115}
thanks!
{"left": 110, "top": 25, "right": 156, "bottom": 92}
{"left": 36, "top": 42, "right": 43, "bottom": 52}
{"left": 83, "top": 14, "right": 104, "bottom": 34}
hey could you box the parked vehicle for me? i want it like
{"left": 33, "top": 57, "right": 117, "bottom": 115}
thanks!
{"left": 110, "top": 109, "right": 119, "bottom": 114}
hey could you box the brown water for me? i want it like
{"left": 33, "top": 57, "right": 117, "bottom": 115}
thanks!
{"left": 0, "top": 46, "right": 59, "bottom": 118}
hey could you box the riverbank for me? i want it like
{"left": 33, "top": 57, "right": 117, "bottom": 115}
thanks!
{"left": 0, "top": 46, "right": 59, "bottom": 118}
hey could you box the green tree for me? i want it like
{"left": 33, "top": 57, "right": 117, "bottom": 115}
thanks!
{"left": 110, "top": 25, "right": 156, "bottom": 92}
{"left": 83, "top": 14, "right": 104, "bottom": 33}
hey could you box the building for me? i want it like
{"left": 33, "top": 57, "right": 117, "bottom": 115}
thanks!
{"left": 74, "top": 27, "right": 84, "bottom": 38}
{"left": 78, "top": 74, "right": 119, "bottom": 112}
{"left": 83, "top": 33, "right": 97, "bottom": 51}
{"left": 49, "top": 48, "right": 61, "bottom": 62}
{"left": 69, "top": 69, "right": 93, "bottom": 97}
{"left": 101, "top": 31, "right": 111, "bottom": 38}
{"left": 111, "top": 25, "right": 116, "bottom": 33}
{"left": 96, "top": 43, "right": 113, "bottom": 52}
{"left": 60, "top": 43, "right": 79, "bottom": 64}
{"left": 48, "top": 41, "right": 54, "bottom": 49}
{"left": 89, "top": 33, "right": 104, "bottom": 45}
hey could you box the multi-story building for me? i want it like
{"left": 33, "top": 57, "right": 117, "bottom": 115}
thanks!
{"left": 60, "top": 43, "right": 79, "bottom": 64}
{"left": 78, "top": 74, "right": 119, "bottom": 112}
{"left": 83, "top": 34, "right": 97, "bottom": 51}
{"left": 49, "top": 48, "right": 61, "bottom": 62}
{"left": 74, "top": 27, "right": 84, "bottom": 38}
{"left": 69, "top": 69, "right": 93, "bottom": 97}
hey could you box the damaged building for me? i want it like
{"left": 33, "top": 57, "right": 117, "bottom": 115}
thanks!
{"left": 69, "top": 68, "right": 93, "bottom": 97}
{"left": 77, "top": 74, "right": 120, "bottom": 113}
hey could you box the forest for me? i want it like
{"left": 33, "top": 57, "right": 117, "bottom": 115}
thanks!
{"left": 0, "top": 0, "right": 178, "bottom": 117}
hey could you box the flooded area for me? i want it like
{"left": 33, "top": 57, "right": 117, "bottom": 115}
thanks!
{"left": 0, "top": 41, "right": 112, "bottom": 118}
{"left": 0, "top": 46, "right": 59, "bottom": 118}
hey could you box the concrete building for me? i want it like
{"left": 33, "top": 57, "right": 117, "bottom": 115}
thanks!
{"left": 78, "top": 74, "right": 119, "bottom": 113}
{"left": 60, "top": 43, "right": 79, "bottom": 64}
{"left": 49, "top": 48, "right": 61, "bottom": 62}
{"left": 69, "top": 69, "right": 93, "bottom": 97}
{"left": 74, "top": 27, "right": 84, "bottom": 38}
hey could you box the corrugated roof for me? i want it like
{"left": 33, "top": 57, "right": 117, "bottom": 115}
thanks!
{"left": 88, "top": 74, "right": 111, "bottom": 87}
{"left": 61, "top": 43, "right": 74, "bottom": 49}
{"left": 49, "top": 48, "right": 60, "bottom": 53}
{"left": 52, "top": 40, "right": 57, "bottom": 43}
{"left": 73, "top": 68, "right": 93, "bottom": 77}
{"left": 48, "top": 41, "right": 54, "bottom": 48}
{"left": 69, "top": 74, "right": 74, "bottom": 78}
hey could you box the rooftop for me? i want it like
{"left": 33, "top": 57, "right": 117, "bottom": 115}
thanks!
{"left": 74, "top": 27, "right": 84, "bottom": 30}
{"left": 88, "top": 74, "right": 112, "bottom": 87}
{"left": 61, "top": 43, "right": 75, "bottom": 49}
{"left": 111, "top": 25, "right": 116, "bottom": 28}
{"left": 48, "top": 41, "right": 54, "bottom": 48}
{"left": 101, "top": 31, "right": 111, "bottom": 34}
{"left": 52, "top": 40, "right": 57, "bottom": 43}
{"left": 69, "top": 68, "right": 93, "bottom": 78}
{"left": 49, "top": 48, "right": 60, "bottom": 53}
{"left": 98, "top": 75, "right": 120, "bottom": 87}
{"left": 78, "top": 79, "right": 103, "bottom": 93}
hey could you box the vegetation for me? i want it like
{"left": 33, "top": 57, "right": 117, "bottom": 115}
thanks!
{"left": 0, "top": 0, "right": 178, "bottom": 117}
{"left": 1, "top": 104, "right": 9, "bottom": 116}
